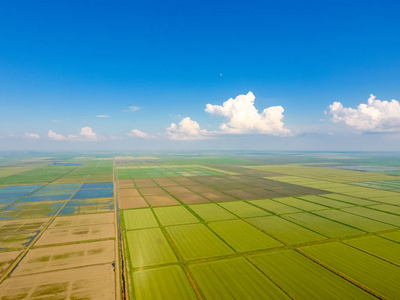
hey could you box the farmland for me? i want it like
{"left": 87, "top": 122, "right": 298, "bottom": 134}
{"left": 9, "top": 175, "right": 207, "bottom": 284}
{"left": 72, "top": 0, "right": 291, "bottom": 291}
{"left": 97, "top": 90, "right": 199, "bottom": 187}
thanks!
{"left": 0, "top": 152, "right": 400, "bottom": 299}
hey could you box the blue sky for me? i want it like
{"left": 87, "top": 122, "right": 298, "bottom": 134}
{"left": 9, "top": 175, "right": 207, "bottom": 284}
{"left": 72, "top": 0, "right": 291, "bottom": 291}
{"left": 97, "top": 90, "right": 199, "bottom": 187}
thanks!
{"left": 1, "top": 0, "right": 400, "bottom": 151}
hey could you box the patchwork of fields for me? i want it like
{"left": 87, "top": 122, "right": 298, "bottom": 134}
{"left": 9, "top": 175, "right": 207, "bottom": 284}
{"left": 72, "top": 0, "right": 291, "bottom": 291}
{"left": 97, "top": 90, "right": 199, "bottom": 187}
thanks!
{"left": 1, "top": 153, "right": 400, "bottom": 299}
{"left": 0, "top": 159, "right": 116, "bottom": 299}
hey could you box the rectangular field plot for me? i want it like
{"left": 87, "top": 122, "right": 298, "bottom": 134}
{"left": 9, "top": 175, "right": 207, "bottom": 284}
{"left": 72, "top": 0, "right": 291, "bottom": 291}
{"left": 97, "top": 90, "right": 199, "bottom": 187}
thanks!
{"left": 152, "top": 178, "right": 180, "bottom": 186}
{"left": 155, "top": 186, "right": 190, "bottom": 194}
{"left": 138, "top": 187, "right": 168, "bottom": 196}
{"left": 133, "top": 179, "right": 158, "bottom": 187}
{"left": 0, "top": 264, "right": 115, "bottom": 299}
{"left": 52, "top": 161, "right": 113, "bottom": 184}
{"left": 208, "top": 220, "right": 283, "bottom": 252}
{"left": 246, "top": 216, "right": 326, "bottom": 245}
{"left": 371, "top": 196, "right": 400, "bottom": 205}
{"left": 352, "top": 180, "right": 400, "bottom": 192}
{"left": 0, "top": 192, "right": 32, "bottom": 199}
{"left": 341, "top": 188, "right": 400, "bottom": 199}
{"left": 282, "top": 212, "right": 363, "bottom": 238}
{"left": 189, "top": 203, "right": 238, "bottom": 222}
{"left": 123, "top": 208, "right": 159, "bottom": 230}
{"left": 166, "top": 224, "right": 233, "bottom": 260}
{"left": 342, "top": 206, "right": 400, "bottom": 227}
{"left": 314, "top": 209, "right": 395, "bottom": 232}
{"left": 118, "top": 188, "right": 141, "bottom": 197}
{"left": 144, "top": 195, "right": 180, "bottom": 206}
{"left": 40, "top": 183, "right": 80, "bottom": 191}
{"left": 81, "top": 182, "right": 113, "bottom": 189}
{"left": 227, "top": 189, "right": 279, "bottom": 199}
{"left": 35, "top": 223, "right": 115, "bottom": 246}
{"left": 248, "top": 164, "right": 392, "bottom": 182}
{"left": 117, "top": 165, "right": 226, "bottom": 179}
{"left": 0, "top": 165, "right": 76, "bottom": 185}
{"left": 275, "top": 197, "right": 329, "bottom": 212}
{"left": 119, "top": 196, "right": 148, "bottom": 209}
{"left": 198, "top": 191, "right": 237, "bottom": 202}
{"left": 0, "top": 198, "right": 18, "bottom": 205}
{"left": 49, "top": 212, "right": 114, "bottom": 228}
{"left": 60, "top": 198, "right": 114, "bottom": 215}
{"left": 0, "top": 218, "right": 49, "bottom": 249}
{"left": 248, "top": 250, "right": 375, "bottom": 299}
{"left": 218, "top": 201, "right": 270, "bottom": 218}
{"left": 118, "top": 182, "right": 136, "bottom": 190}
{"left": 297, "top": 195, "right": 354, "bottom": 208}
{"left": 223, "top": 189, "right": 260, "bottom": 200}
{"left": 248, "top": 199, "right": 302, "bottom": 215}
{"left": 0, "top": 202, "right": 64, "bottom": 220}
{"left": 125, "top": 228, "right": 177, "bottom": 268}
{"left": 265, "top": 176, "right": 345, "bottom": 189}
{"left": 301, "top": 242, "right": 400, "bottom": 299}
{"left": 189, "top": 257, "right": 290, "bottom": 299}
{"left": 380, "top": 230, "right": 400, "bottom": 242}
{"left": 72, "top": 188, "right": 113, "bottom": 199}
{"left": 0, "top": 251, "right": 21, "bottom": 277}
{"left": 13, "top": 240, "right": 115, "bottom": 276}
{"left": 20, "top": 195, "right": 70, "bottom": 203}
{"left": 344, "top": 236, "right": 400, "bottom": 266}
{"left": 132, "top": 265, "right": 197, "bottom": 300}
{"left": 154, "top": 206, "right": 199, "bottom": 226}
{"left": 173, "top": 193, "right": 210, "bottom": 204}
{"left": 30, "top": 189, "right": 76, "bottom": 197}
{"left": 30, "top": 185, "right": 78, "bottom": 197}
{"left": 322, "top": 194, "right": 378, "bottom": 206}
{"left": 368, "top": 204, "right": 400, "bottom": 216}
{"left": 0, "top": 185, "right": 43, "bottom": 192}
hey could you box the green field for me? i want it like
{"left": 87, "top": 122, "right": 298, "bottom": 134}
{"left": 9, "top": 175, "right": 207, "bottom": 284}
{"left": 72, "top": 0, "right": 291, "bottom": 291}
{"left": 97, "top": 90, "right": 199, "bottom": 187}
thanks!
{"left": 0, "top": 152, "right": 400, "bottom": 299}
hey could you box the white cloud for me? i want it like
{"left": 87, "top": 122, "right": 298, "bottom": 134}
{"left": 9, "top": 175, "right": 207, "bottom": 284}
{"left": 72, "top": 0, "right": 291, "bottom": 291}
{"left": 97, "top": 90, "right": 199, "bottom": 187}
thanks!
{"left": 48, "top": 130, "right": 66, "bottom": 140}
{"left": 25, "top": 133, "right": 40, "bottom": 139}
{"left": 328, "top": 94, "right": 400, "bottom": 132}
{"left": 205, "top": 92, "right": 291, "bottom": 136}
{"left": 79, "top": 127, "right": 98, "bottom": 141}
{"left": 127, "top": 129, "right": 154, "bottom": 139}
{"left": 166, "top": 117, "right": 210, "bottom": 140}
{"left": 124, "top": 106, "right": 141, "bottom": 112}
{"left": 48, "top": 127, "right": 99, "bottom": 141}
{"left": 97, "top": 115, "right": 110, "bottom": 118}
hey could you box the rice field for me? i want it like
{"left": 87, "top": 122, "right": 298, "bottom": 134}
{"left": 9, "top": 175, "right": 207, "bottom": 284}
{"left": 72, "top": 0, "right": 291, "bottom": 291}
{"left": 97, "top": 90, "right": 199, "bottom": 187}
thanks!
{"left": 0, "top": 152, "right": 400, "bottom": 299}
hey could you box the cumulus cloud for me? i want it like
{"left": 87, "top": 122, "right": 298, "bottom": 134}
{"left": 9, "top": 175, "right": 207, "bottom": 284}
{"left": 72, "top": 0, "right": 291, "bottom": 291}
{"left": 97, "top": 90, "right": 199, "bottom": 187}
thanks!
{"left": 166, "top": 117, "right": 210, "bottom": 140}
{"left": 25, "top": 133, "right": 40, "bottom": 139}
{"left": 205, "top": 92, "right": 291, "bottom": 136}
{"left": 48, "top": 130, "right": 66, "bottom": 140}
{"left": 97, "top": 115, "right": 110, "bottom": 118}
{"left": 328, "top": 94, "right": 400, "bottom": 132}
{"left": 48, "top": 127, "right": 99, "bottom": 141}
{"left": 127, "top": 129, "right": 154, "bottom": 139}
{"left": 79, "top": 127, "right": 98, "bottom": 140}
{"left": 124, "top": 106, "right": 141, "bottom": 112}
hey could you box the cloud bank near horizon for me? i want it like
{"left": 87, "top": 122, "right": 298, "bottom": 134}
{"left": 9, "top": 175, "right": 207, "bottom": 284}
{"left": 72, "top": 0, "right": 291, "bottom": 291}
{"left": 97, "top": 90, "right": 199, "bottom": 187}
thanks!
{"left": 328, "top": 94, "right": 400, "bottom": 132}
{"left": 48, "top": 127, "right": 99, "bottom": 141}
{"left": 23, "top": 92, "right": 400, "bottom": 144}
